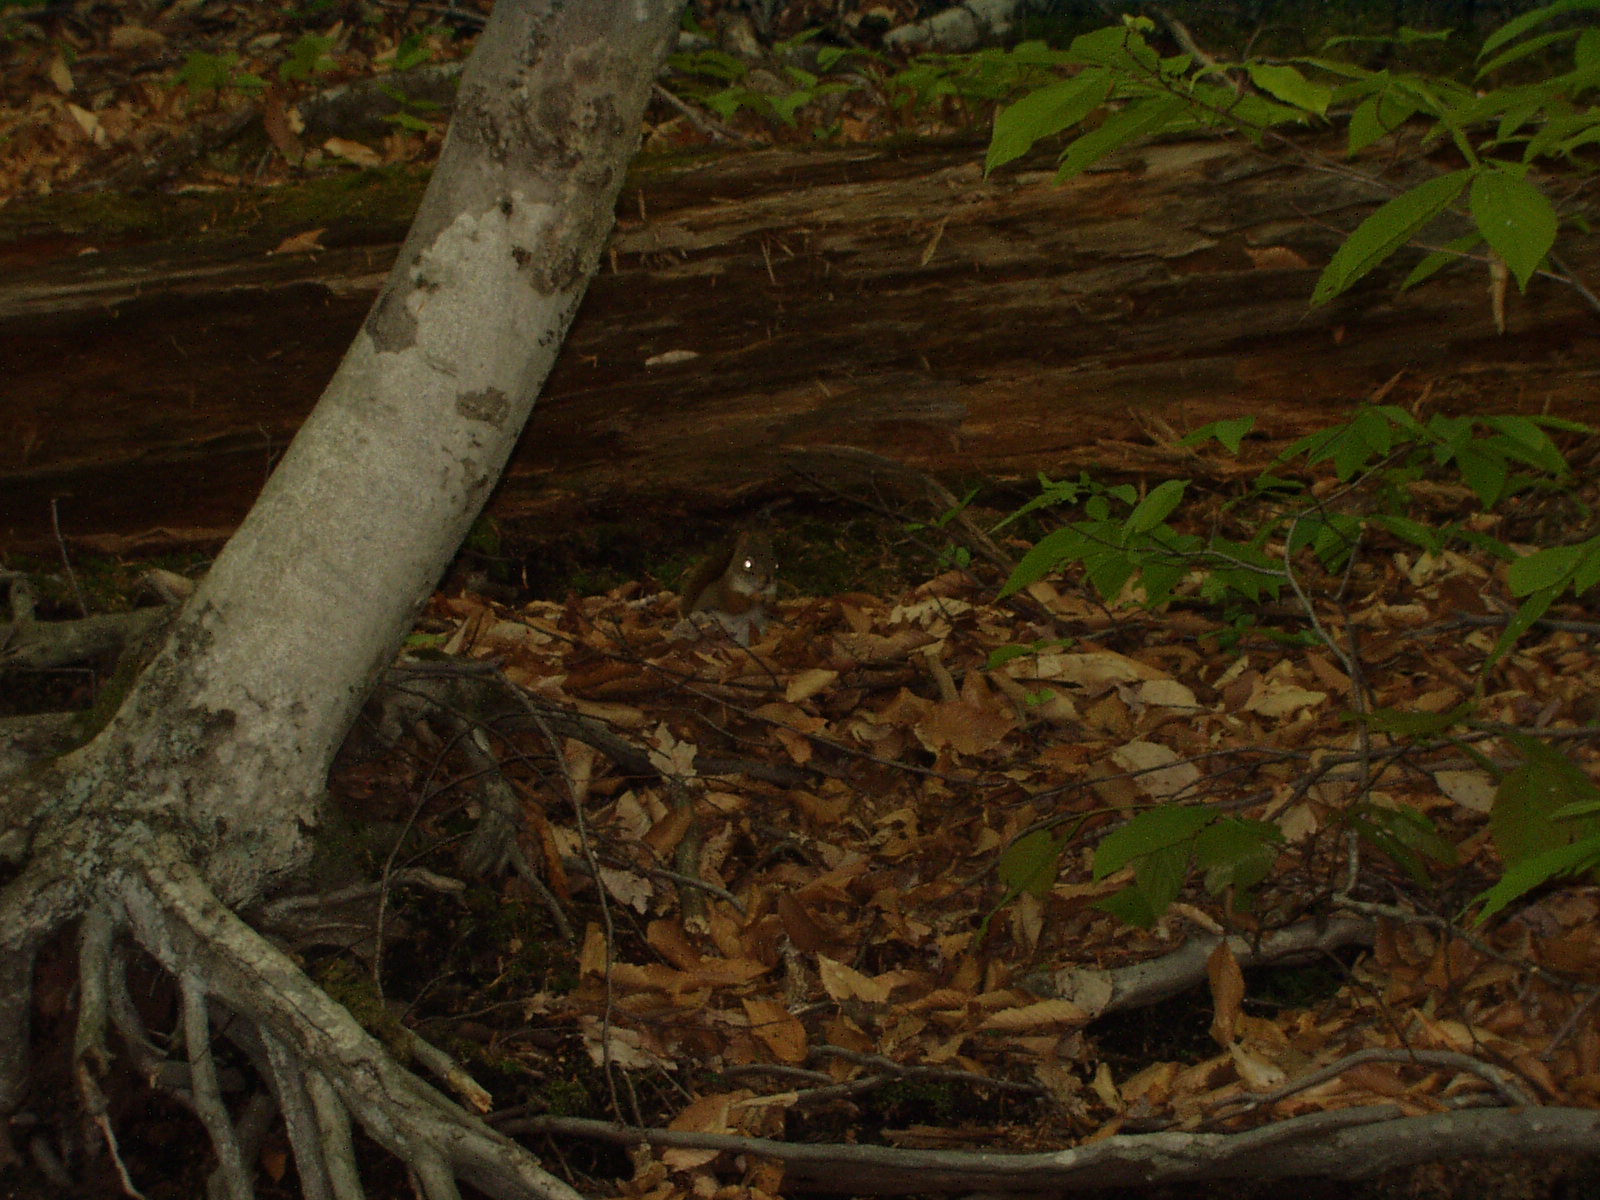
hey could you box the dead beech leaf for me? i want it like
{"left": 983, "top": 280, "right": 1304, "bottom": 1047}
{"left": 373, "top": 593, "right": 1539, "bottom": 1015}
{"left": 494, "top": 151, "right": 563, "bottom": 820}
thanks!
{"left": 1090, "top": 1061, "right": 1121, "bottom": 1110}
{"left": 1243, "top": 678, "right": 1327, "bottom": 718}
{"left": 913, "top": 672, "right": 1016, "bottom": 756}
{"left": 979, "top": 997, "right": 1089, "bottom": 1031}
{"left": 1134, "top": 677, "right": 1200, "bottom": 709}
{"left": 579, "top": 1016, "right": 667, "bottom": 1070}
{"left": 817, "top": 955, "right": 891, "bottom": 1004}
{"left": 578, "top": 923, "right": 607, "bottom": 977}
{"left": 48, "top": 51, "right": 74, "bottom": 93}
{"left": 110, "top": 23, "right": 166, "bottom": 51}
{"left": 642, "top": 804, "right": 694, "bottom": 857}
{"left": 1047, "top": 965, "right": 1116, "bottom": 1017}
{"left": 645, "top": 348, "right": 700, "bottom": 367}
{"left": 890, "top": 596, "right": 973, "bottom": 625}
{"left": 753, "top": 701, "right": 828, "bottom": 733}
{"left": 1021, "top": 649, "right": 1166, "bottom": 688}
{"left": 1229, "top": 1042, "right": 1287, "bottom": 1090}
{"left": 744, "top": 996, "right": 808, "bottom": 1064}
{"left": 1207, "top": 940, "right": 1245, "bottom": 1048}
{"left": 323, "top": 136, "right": 382, "bottom": 167}
{"left": 1121, "top": 1060, "right": 1180, "bottom": 1105}
{"left": 1434, "top": 768, "right": 1495, "bottom": 813}
{"left": 772, "top": 724, "right": 813, "bottom": 765}
{"left": 776, "top": 892, "right": 829, "bottom": 953}
{"left": 1110, "top": 740, "right": 1201, "bottom": 799}
{"left": 271, "top": 228, "right": 325, "bottom": 255}
{"left": 834, "top": 627, "right": 936, "bottom": 662}
{"left": 568, "top": 697, "right": 648, "bottom": 728}
{"left": 263, "top": 86, "right": 305, "bottom": 163}
{"left": 646, "top": 724, "right": 697, "bottom": 778}
{"left": 689, "top": 956, "right": 771, "bottom": 988}
{"left": 67, "top": 104, "right": 108, "bottom": 147}
{"left": 646, "top": 919, "right": 703, "bottom": 972}
{"left": 1245, "top": 244, "right": 1311, "bottom": 270}
{"left": 785, "top": 667, "right": 838, "bottom": 703}
{"left": 598, "top": 867, "right": 652, "bottom": 913}
{"left": 1344, "top": 1062, "right": 1410, "bottom": 1096}
{"left": 664, "top": 1091, "right": 737, "bottom": 1169}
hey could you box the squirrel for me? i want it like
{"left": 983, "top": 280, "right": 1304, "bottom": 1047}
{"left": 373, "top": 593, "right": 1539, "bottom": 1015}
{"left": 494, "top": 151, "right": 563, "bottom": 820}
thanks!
{"left": 677, "top": 530, "right": 777, "bottom": 645}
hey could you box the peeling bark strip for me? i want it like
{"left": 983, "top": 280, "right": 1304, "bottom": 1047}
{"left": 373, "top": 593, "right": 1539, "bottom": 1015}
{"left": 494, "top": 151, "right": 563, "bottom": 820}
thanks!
{"left": 0, "top": 1, "right": 686, "bottom": 1195}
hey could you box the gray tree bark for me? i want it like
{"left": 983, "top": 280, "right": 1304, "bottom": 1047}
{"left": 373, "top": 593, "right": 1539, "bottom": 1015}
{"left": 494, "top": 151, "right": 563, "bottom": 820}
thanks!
{"left": 0, "top": 1, "right": 683, "bottom": 1195}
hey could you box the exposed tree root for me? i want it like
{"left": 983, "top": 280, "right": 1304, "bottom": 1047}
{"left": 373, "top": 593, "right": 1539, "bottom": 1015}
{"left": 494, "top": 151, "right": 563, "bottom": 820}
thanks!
{"left": 116, "top": 844, "right": 583, "bottom": 1200}
{"left": 1043, "top": 914, "right": 1376, "bottom": 1017}
{"left": 0, "top": 838, "right": 586, "bottom": 1199}
{"left": 508, "top": 1106, "right": 1600, "bottom": 1194}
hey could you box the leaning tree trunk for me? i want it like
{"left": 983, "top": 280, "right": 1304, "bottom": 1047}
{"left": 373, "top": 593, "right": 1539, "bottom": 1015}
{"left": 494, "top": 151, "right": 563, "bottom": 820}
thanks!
{"left": 0, "top": 1, "right": 683, "bottom": 1196}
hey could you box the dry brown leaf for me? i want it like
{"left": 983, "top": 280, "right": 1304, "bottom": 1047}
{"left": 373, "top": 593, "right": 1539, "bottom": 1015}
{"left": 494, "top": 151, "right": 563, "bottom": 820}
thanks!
{"left": 785, "top": 667, "right": 838, "bottom": 703}
{"left": 979, "top": 998, "right": 1090, "bottom": 1031}
{"left": 323, "top": 136, "right": 383, "bottom": 167}
{"left": 1243, "top": 677, "right": 1327, "bottom": 718}
{"left": 579, "top": 923, "right": 607, "bottom": 977}
{"left": 1228, "top": 1042, "right": 1287, "bottom": 1090}
{"left": 643, "top": 804, "right": 695, "bottom": 857}
{"left": 817, "top": 955, "right": 892, "bottom": 1004}
{"left": 743, "top": 996, "right": 808, "bottom": 1064}
{"left": 776, "top": 892, "right": 830, "bottom": 954}
{"left": 1207, "top": 940, "right": 1245, "bottom": 1047}
{"left": 47, "top": 51, "right": 74, "bottom": 94}
{"left": 1110, "top": 740, "right": 1201, "bottom": 799}
{"left": 647, "top": 919, "right": 704, "bottom": 972}
{"left": 271, "top": 228, "right": 324, "bottom": 255}
{"left": 663, "top": 1092, "right": 737, "bottom": 1169}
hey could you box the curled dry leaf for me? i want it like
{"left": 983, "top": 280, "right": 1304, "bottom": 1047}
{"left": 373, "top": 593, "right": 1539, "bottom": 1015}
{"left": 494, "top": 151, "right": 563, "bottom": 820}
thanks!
{"left": 817, "top": 955, "right": 892, "bottom": 1004}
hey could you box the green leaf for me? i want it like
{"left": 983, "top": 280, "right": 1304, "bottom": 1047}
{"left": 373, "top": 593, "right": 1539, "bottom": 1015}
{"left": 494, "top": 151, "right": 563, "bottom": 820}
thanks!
{"left": 1068, "top": 22, "right": 1156, "bottom": 70}
{"left": 1084, "top": 548, "right": 1138, "bottom": 601}
{"left": 1181, "top": 416, "right": 1255, "bottom": 453}
{"left": 1491, "top": 738, "right": 1600, "bottom": 866}
{"left": 1312, "top": 170, "right": 1471, "bottom": 305}
{"left": 1483, "top": 415, "right": 1568, "bottom": 472}
{"left": 1370, "top": 513, "right": 1444, "bottom": 554}
{"left": 1348, "top": 90, "right": 1418, "bottom": 154}
{"left": 987, "top": 70, "right": 1113, "bottom": 174}
{"left": 1093, "top": 806, "right": 1214, "bottom": 878}
{"left": 1480, "top": 0, "right": 1600, "bottom": 60}
{"left": 280, "top": 33, "right": 337, "bottom": 82}
{"left": 1137, "top": 556, "right": 1188, "bottom": 606}
{"left": 1488, "top": 589, "right": 1555, "bottom": 665}
{"left": 1476, "top": 28, "right": 1578, "bottom": 77}
{"left": 1194, "top": 818, "right": 1282, "bottom": 895}
{"left": 1401, "top": 232, "right": 1481, "bottom": 291}
{"left": 986, "top": 644, "right": 1039, "bottom": 669}
{"left": 1352, "top": 805, "right": 1456, "bottom": 885}
{"left": 1325, "top": 27, "right": 1455, "bottom": 51}
{"left": 1471, "top": 168, "right": 1558, "bottom": 290}
{"left": 1057, "top": 95, "right": 1188, "bottom": 179}
{"left": 383, "top": 111, "right": 434, "bottom": 132}
{"left": 1096, "top": 885, "right": 1161, "bottom": 928}
{"left": 1507, "top": 540, "right": 1590, "bottom": 596}
{"left": 1474, "top": 835, "right": 1600, "bottom": 922}
{"left": 1247, "top": 63, "right": 1333, "bottom": 116}
{"left": 1349, "top": 704, "right": 1474, "bottom": 736}
{"left": 1000, "top": 526, "right": 1089, "bottom": 597}
{"left": 1125, "top": 479, "right": 1188, "bottom": 535}
{"left": 1129, "top": 842, "right": 1191, "bottom": 915}
{"left": 999, "top": 830, "right": 1067, "bottom": 899}
{"left": 1453, "top": 443, "right": 1509, "bottom": 507}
